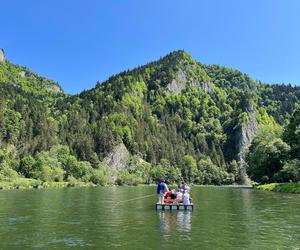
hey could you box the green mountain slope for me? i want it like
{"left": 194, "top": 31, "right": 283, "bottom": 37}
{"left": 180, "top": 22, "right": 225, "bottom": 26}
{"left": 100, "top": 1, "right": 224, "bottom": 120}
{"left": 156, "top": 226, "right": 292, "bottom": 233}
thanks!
{"left": 0, "top": 49, "right": 299, "bottom": 185}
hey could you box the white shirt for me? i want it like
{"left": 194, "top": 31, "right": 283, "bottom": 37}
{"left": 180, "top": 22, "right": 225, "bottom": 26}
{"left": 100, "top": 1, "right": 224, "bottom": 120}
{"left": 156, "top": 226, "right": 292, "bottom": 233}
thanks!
{"left": 183, "top": 193, "right": 190, "bottom": 205}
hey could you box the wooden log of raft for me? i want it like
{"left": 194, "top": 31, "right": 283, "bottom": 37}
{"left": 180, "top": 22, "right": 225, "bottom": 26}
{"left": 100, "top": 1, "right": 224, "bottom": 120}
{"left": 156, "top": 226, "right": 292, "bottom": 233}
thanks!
{"left": 156, "top": 203, "right": 194, "bottom": 211}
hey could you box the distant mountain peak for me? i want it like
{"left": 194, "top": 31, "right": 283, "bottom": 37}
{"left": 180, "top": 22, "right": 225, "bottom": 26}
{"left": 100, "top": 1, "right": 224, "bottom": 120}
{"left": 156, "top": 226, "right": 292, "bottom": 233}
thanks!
{"left": 158, "top": 50, "right": 213, "bottom": 93}
{"left": 164, "top": 49, "right": 191, "bottom": 58}
{"left": 160, "top": 50, "right": 195, "bottom": 66}
{"left": 94, "top": 50, "right": 213, "bottom": 95}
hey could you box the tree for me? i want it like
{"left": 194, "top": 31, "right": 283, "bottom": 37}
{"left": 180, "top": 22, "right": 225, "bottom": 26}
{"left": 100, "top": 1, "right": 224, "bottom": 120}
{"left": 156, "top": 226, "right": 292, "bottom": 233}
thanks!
{"left": 181, "top": 155, "right": 197, "bottom": 183}
{"left": 19, "top": 155, "right": 36, "bottom": 177}
{"left": 197, "top": 157, "right": 229, "bottom": 185}
{"left": 89, "top": 166, "right": 113, "bottom": 186}
{"left": 127, "top": 155, "right": 152, "bottom": 184}
{"left": 0, "top": 149, "right": 19, "bottom": 180}
{"left": 275, "top": 159, "right": 300, "bottom": 182}
{"left": 283, "top": 106, "right": 300, "bottom": 160}
{"left": 246, "top": 125, "right": 290, "bottom": 183}
{"left": 31, "top": 151, "right": 65, "bottom": 182}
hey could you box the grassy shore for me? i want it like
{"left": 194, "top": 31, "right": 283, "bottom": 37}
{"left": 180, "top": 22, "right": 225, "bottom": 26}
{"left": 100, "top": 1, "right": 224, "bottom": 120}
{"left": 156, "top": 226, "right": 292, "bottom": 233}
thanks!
{"left": 0, "top": 178, "right": 96, "bottom": 190}
{"left": 257, "top": 183, "right": 300, "bottom": 194}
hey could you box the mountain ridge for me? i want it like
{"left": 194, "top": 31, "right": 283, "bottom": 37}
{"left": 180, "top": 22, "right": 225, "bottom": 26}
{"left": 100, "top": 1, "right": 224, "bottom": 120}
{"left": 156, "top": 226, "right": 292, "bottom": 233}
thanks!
{"left": 1, "top": 49, "right": 300, "bottom": 185}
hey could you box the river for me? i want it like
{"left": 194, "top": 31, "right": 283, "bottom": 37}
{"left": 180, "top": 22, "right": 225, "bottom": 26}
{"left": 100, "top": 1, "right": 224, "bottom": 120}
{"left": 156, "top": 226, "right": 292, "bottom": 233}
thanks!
{"left": 0, "top": 186, "right": 299, "bottom": 249}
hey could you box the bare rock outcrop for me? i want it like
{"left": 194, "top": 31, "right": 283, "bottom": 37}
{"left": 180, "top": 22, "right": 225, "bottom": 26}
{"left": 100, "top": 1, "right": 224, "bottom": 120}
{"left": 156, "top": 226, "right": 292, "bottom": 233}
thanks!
{"left": 0, "top": 48, "right": 6, "bottom": 62}
{"left": 167, "top": 69, "right": 188, "bottom": 94}
{"left": 167, "top": 68, "right": 213, "bottom": 94}
{"left": 195, "top": 79, "right": 213, "bottom": 92}
{"left": 103, "top": 143, "right": 130, "bottom": 169}
{"left": 236, "top": 105, "right": 258, "bottom": 162}
{"left": 234, "top": 104, "right": 258, "bottom": 183}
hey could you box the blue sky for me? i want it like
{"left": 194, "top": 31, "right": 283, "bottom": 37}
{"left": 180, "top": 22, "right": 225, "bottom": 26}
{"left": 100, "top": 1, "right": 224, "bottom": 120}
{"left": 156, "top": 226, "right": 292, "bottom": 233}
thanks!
{"left": 1, "top": 0, "right": 300, "bottom": 93}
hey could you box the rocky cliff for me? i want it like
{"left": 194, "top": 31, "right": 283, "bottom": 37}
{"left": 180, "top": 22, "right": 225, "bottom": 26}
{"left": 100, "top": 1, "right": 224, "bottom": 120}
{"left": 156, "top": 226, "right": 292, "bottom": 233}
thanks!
{"left": 103, "top": 143, "right": 130, "bottom": 169}
{"left": 0, "top": 48, "right": 6, "bottom": 62}
{"left": 235, "top": 104, "right": 259, "bottom": 183}
{"left": 167, "top": 68, "right": 213, "bottom": 94}
{"left": 1, "top": 49, "right": 298, "bottom": 185}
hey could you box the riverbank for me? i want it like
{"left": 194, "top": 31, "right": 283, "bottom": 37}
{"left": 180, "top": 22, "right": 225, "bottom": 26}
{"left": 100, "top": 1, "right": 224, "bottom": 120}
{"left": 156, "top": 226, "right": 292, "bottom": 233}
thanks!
{"left": 1, "top": 179, "right": 256, "bottom": 191}
{"left": 257, "top": 183, "right": 300, "bottom": 194}
{"left": 0, "top": 178, "right": 96, "bottom": 190}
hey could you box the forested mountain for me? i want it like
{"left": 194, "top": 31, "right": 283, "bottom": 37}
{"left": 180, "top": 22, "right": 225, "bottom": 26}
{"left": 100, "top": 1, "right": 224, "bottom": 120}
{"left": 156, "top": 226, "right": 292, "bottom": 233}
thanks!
{"left": 0, "top": 49, "right": 299, "bottom": 186}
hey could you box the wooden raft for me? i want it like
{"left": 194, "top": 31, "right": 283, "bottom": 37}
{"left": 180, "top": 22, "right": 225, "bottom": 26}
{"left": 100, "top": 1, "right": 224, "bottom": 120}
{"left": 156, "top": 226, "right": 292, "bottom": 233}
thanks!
{"left": 156, "top": 203, "right": 194, "bottom": 211}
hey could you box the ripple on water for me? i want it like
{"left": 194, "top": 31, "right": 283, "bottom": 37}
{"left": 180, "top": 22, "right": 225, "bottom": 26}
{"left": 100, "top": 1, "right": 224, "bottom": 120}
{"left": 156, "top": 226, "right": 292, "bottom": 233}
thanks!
{"left": 8, "top": 216, "right": 31, "bottom": 225}
{"left": 33, "top": 236, "right": 93, "bottom": 248}
{"left": 62, "top": 221, "right": 81, "bottom": 225}
{"left": 50, "top": 238, "right": 87, "bottom": 247}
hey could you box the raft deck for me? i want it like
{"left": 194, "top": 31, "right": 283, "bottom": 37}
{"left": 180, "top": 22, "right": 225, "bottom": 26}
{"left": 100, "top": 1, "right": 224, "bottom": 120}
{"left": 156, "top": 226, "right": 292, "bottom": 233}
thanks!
{"left": 156, "top": 203, "right": 194, "bottom": 211}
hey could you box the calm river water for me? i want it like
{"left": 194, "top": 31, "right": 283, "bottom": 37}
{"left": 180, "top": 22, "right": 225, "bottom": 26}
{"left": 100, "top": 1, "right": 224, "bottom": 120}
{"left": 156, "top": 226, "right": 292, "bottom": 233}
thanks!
{"left": 0, "top": 186, "right": 299, "bottom": 249}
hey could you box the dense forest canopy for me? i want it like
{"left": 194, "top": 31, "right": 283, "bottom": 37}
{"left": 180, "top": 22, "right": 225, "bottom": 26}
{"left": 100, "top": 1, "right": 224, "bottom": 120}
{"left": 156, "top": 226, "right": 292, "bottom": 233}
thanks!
{"left": 0, "top": 50, "right": 299, "bottom": 186}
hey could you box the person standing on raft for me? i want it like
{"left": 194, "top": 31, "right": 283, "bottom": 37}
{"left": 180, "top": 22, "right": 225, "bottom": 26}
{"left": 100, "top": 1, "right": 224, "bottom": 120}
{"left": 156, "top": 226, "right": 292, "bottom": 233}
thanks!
{"left": 156, "top": 180, "right": 169, "bottom": 204}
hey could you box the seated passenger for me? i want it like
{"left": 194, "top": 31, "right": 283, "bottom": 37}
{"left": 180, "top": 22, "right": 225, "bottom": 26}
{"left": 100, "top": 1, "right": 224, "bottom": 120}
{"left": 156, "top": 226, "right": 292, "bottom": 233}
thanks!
{"left": 165, "top": 196, "right": 173, "bottom": 204}
{"left": 183, "top": 190, "right": 190, "bottom": 205}
{"left": 164, "top": 191, "right": 171, "bottom": 203}
{"left": 170, "top": 189, "right": 177, "bottom": 200}
{"left": 165, "top": 191, "right": 171, "bottom": 199}
{"left": 175, "top": 190, "right": 183, "bottom": 204}
{"left": 180, "top": 182, "right": 190, "bottom": 192}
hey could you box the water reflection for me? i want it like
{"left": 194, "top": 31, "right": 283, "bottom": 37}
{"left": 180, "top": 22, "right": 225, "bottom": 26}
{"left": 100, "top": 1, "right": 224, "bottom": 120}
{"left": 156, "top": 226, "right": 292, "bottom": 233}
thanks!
{"left": 157, "top": 211, "right": 192, "bottom": 240}
{"left": 1, "top": 187, "right": 299, "bottom": 249}
{"left": 176, "top": 211, "right": 192, "bottom": 233}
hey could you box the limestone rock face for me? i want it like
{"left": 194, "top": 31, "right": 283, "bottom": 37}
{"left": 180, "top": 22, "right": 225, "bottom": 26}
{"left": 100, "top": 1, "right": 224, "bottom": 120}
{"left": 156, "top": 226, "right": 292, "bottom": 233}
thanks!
{"left": 236, "top": 105, "right": 258, "bottom": 162}
{"left": 103, "top": 143, "right": 130, "bottom": 169}
{"left": 167, "top": 68, "right": 213, "bottom": 94}
{"left": 234, "top": 104, "right": 258, "bottom": 184}
{"left": 201, "top": 81, "right": 213, "bottom": 92}
{"left": 167, "top": 69, "right": 188, "bottom": 94}
{"left": 0, "top": 48, "right": 6, "bottom": 62}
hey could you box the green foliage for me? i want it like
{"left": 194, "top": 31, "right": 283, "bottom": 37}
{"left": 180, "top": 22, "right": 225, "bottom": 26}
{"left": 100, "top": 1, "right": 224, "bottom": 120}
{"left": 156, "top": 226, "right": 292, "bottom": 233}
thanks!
{"left": 283, "top": 106, "right": 300, "bottom": 159}
{"left": 116, "top": 169, "right": 142, "bottom": 186}
{"left": 181, "top": 155, "right": 197, "bottom": 183}
{"left": 0, "top": 178, "right": 41, "bottom": 189}
{"left": 257, "top": 183, "right": 300, "bottom": 194}
{"left": 89, "top": 166, "right": 114, "bottom": 186}
{"left": 127, "top": 156, "right": 152, "bottom": 183}
{"left": 260, "top": 84, "right": 300, "bottom": 124}
{"left": 247, "top": 106, "right": 300, "bottom": 184}
{"left": 150, "top": 159, "right": 182, "bottom": 184}
{"left": 197, "top": 157, "right": 232, "bottom": 185}
{"left": 0, "top": 149, "right": 19, "bottom": 180}
{"left": 0, "top": 166, "right": 19, "bottom": 180}
{"left": 246, "top": 125, "right": 290, "bottom": 183}
{"left": 275, "top": 159, "right": 300, "bottom": 182}
{"left": 1, "top": 50, "right": 300, "bottom": 186}
{"left": 227, "top": 160, "right": 238, "bottom": 177}
{"left": 19, "top": 156, "right": 35, "bottom": 177}
{"left": 0, "top": 61, "right": 62, "bottom": 95}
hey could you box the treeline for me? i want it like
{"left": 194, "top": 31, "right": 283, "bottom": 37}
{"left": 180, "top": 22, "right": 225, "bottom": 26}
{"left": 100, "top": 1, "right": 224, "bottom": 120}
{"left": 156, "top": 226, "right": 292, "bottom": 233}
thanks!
{"left": 0, "top": 50, "right": 300, "bottom": 186}
{"left": 246, "top": 106, "right": 300, "bottom": 183}
{"left": 0, "top": 144, "right": 238, "bottom": 186}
